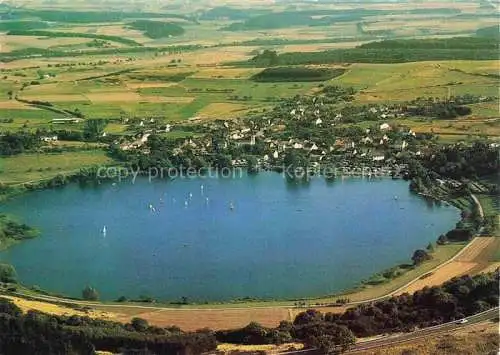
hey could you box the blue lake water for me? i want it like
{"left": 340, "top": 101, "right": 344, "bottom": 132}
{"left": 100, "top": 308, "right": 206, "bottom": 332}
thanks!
{"left": 0, "top": 173, "right": 460, "bottom": 301}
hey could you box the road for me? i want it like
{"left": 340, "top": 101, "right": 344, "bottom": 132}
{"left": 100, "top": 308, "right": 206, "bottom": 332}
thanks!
{"left": 277, "top": 307, "right": 499, "bottom": 355}
{"left": 348, "top": 307, "right": 499, "bottom": 353}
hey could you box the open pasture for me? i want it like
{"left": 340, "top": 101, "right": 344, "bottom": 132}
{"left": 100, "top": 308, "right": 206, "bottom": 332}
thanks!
{"left": 0, "top": 150, "right": 112, "bottom": 185}
{"left": 363, "top": 17, "right": 498, "bottom": 37}
{"left": 332, "top": 61, "right": 500, "bottom": 102}
{"left": 1, "top": 35, "right": 92, "bottom": 52}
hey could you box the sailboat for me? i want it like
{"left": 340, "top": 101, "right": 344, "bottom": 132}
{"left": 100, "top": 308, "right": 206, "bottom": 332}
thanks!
{"left": 102, "top": 226, "right": 107, "bottom": 235}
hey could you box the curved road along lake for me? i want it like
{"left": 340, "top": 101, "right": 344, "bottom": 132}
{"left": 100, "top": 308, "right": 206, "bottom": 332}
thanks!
{"left": 0, "top": 173, "right": 460, "bottom": 301}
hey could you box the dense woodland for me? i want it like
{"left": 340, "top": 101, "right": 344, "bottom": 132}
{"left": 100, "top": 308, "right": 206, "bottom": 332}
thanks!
{"left": 127, "top": 20, "right": 185, "bottom": 39}
{"left": 0, "top": 299, "right": 216, "bottom": 354}
{"left": 217, "top": 272, "right": 498, "bottom": 352}
{"left": 245, "top": 36, "right": 498, "bottom": 66}
{"left": 0, "top": 132, "right": 42, "bottom": 156}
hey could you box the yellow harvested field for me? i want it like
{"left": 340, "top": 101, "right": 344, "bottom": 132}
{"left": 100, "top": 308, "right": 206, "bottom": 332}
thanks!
{"left": 140, "top": 47, "right": 255, "bottom": 66}
{"left": 110, "top": 307, "right": 294, "bottom": 330}
{"left": 218, "top": 342, "right": 304, "bottom": 353}
{"left": 365, "top": 19, "right": 496, "bottom": 33}
{"left": 190, "top": 68, "right": 261, "bottom": 79}
{"left": 57, "top": 25, "right": 147, "bottom": 44}
{"left": 455, "top": 237, "right": 499, "bottom": 262}
{"left": 354, "top": 1, "right": 480, "bottom": 11}
{"left": 92, "top": 304, "right": 348, "bottom": 331}
{"left": 84, "top": 91, "right": 142, "bottom": 103}
{"left": 1, "top": 36, "right": 90, "bottom": 51}
{"left": 280, "top": 41, "right": 368, "bottom": 52}
{"left": 397, "top": 261, "right": 477, "bottom": 295}
{"left": 198, "top": 102, "right": 250, "bottom": 119}
{"left": 125, "top": 82, "right": 178, "bottom": 89}
{"left": 396, "top": 237, "right": 500, "bottom": 295}
{"left": 0, "top": 101, "right": 36, "bottom": 109}
{"left": 21, "top": 94, "right": 87, "bottom": 102}
{"left": 1, "top": 296, "right": 115, "bottom": 320}
{"left": 140, "top": 96, "right": 195, "bottom": 103}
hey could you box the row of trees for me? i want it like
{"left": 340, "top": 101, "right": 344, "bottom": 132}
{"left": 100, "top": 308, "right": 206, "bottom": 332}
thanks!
{"left": 0, "top": 132, "right": 42, "bottom": 156}
{"left": 421, "top": 142, "right": 498, "bottom": 179}
{"left": 0, "top": 299, "right": 216, "bottom": 354}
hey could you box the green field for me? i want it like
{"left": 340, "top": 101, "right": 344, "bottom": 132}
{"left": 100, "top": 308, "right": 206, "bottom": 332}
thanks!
{"left": 0, "top": 151, "right": 113, "bottom": 185}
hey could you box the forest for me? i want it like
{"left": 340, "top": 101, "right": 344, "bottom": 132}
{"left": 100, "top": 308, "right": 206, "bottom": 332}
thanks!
{"left": 0, "top": 299, "right": 216, "bottom": 354}
{"left": 127, "top": 20, "right": 185, "bottom": 39}
{"left": 244, "top": 37, "right": 498, "bottom": 66}
{"left": 216, "top": 272, "right": 499, "bottom": 351}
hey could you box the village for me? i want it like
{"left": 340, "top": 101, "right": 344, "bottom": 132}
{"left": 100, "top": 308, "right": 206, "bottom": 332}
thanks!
{"left": 107, "top": 88, "right": 493, "bottom": 178}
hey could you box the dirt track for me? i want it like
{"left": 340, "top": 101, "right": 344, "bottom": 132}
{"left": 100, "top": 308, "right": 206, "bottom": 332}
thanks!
{"left": 395, "top": 237, "right": 499, "bottom": 295}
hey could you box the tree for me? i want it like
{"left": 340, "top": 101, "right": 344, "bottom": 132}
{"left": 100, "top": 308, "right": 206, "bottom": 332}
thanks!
{"left": 411, "top": 249, "right": 431, "bottom": 265}
{"left": 130, "top": 317, "right": 149, "bottom": 332}
{"left": 437, "top": 234, "right": 448, "bottom": 245}
{"left": 0, "top": 263, "right": 17, "bottom": 283}
{"left": 246, "top": 155, "right": 259, "bottom": 173}
{"left": 83, "top": 119, "right": 107, "bottom": 140}
{"left": 294, "top": 309, "right": 323, "bottom": 325}
{"left": 81, "top": 286, "right": 99, "bottom": 301}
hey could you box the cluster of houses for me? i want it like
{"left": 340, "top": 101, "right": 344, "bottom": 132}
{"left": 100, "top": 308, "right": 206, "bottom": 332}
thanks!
{"left": 111, "top": 92, "right": 431, "bottom": 169}
{"left": 113, "top": 92, "right": 493, "bottom": 169}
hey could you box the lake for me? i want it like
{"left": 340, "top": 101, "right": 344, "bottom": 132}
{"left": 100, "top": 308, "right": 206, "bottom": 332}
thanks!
{"left": 0, "top": 173, "right": 460, "bottom": 302}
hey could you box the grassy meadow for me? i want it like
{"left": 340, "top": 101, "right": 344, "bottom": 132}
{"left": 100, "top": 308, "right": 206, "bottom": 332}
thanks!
{"left": 0, "top": 150, "right": 112, "bottom": 184}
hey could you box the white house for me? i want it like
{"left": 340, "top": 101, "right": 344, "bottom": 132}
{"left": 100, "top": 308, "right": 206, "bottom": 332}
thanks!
{"left": 380, "top": 123, "right": 391, "bottom": 130}
{"left": 41, "top": 135, "right": 58, "bottom": 142}
{"left": 373, "top": 155, "right": 385, "bottom": 161}
{"left": 315, "top": 118, "right": 323, "bottom": 126}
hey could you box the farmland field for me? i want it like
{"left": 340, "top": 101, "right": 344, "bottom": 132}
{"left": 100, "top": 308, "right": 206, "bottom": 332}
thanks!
{"left": 0, "top": 151, "right": 112, "bottom": 184}
{"left": 0, "top": 0, "right": 499, "bottom": 337}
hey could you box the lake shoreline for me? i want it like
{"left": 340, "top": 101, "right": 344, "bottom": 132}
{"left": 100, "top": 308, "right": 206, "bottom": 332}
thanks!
{"left": 0, "top": 170, "right": 476, "bottom": 306}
